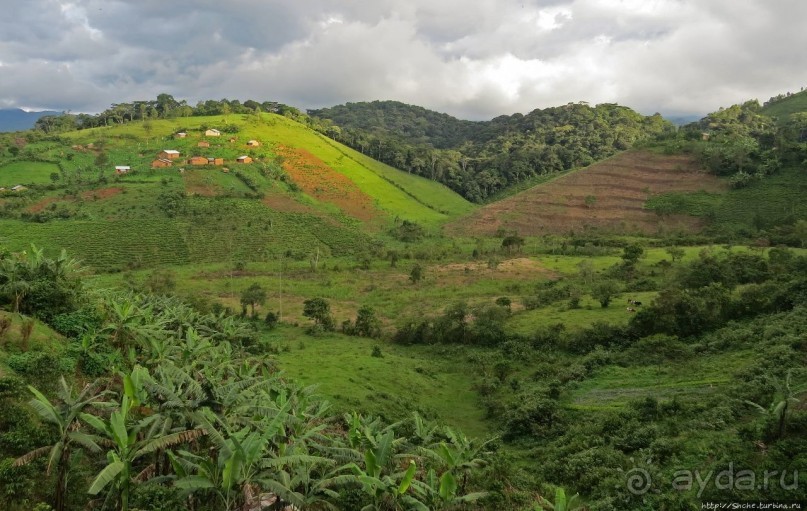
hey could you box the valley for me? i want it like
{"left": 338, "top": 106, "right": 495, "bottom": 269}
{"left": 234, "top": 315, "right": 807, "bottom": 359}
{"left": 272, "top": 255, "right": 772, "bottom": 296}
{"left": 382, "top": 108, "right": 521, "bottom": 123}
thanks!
{"left": 0, "top": 94, "right": 806, "bottom": 511}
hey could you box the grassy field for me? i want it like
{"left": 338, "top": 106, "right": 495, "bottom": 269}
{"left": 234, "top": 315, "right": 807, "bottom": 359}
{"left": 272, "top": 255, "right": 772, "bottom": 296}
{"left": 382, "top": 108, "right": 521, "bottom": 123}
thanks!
{"left": 644, "top": 165, "right": 807, "bottom": 235}
{"left": 506, "top": 291, "right": 658, "bottom": 336}
{"left": 267, "top": 326, "right": 491, "bottom": 438}
{"left": 761, "top": 89, "right": 807, "bottom": 121}
{"left": 0, "top": 160, "right": 60, "bottom": 186}
{"left": 568, "top": 349, "right": 754, "bottom": 410}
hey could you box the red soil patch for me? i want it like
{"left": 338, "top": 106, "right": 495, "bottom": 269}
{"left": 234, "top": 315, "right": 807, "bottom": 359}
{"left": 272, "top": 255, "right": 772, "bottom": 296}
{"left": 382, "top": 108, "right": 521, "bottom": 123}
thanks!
{"left": 448, "top": 151, "right": 727, "bottom": 236}
{"left": 275, "top": 145, "right": 379, "bottom": 222}
{"left": 80, "top": 187, "right": 123, "bottom": 200}
{"left": 27, "top": 187, "right": 123, "bottom": 213}
{"left": 27, "top": 197, "right": 62, "bottom": 213}
{"left": 262, "top": 193, "right": 319, "bottom": 215}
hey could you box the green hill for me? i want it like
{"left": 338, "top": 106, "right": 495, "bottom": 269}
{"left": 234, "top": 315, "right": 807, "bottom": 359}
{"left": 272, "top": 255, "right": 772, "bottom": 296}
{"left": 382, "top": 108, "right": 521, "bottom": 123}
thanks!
{"left": 309, "top": 100, "right": 674, "bottom": 202}
{"left": 761, "top": 89, "right": 807, "bottom": 120}
{"left": 0, "top": 113, "right": 473, "bottom": 271}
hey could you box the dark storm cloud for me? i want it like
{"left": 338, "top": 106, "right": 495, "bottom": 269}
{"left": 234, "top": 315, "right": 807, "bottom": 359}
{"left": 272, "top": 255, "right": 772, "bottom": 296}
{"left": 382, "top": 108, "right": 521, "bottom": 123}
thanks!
{"left": 1, "top": 0, "right": 806, "bottom": 118}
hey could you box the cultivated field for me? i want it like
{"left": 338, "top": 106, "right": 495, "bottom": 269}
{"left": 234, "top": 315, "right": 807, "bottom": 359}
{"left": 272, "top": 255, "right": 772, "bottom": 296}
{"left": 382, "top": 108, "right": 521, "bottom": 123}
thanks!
{"left": 448, "top": 150, "right": 726, "bottom": 236}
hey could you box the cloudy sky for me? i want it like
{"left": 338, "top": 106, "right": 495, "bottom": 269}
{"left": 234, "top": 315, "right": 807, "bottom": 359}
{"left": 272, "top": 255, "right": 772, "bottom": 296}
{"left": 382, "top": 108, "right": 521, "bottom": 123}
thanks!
{"left": 1, "top": 0, "right": 806, "bottom": 120}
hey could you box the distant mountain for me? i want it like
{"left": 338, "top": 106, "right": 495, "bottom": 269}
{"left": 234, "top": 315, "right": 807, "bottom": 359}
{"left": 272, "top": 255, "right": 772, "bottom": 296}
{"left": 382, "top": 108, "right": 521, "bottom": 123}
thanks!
{"left": 0, "top": 108, "right": 60, "bottom": 132}
{"left": 663, "top": 114, "right": 703, "bottom": 126}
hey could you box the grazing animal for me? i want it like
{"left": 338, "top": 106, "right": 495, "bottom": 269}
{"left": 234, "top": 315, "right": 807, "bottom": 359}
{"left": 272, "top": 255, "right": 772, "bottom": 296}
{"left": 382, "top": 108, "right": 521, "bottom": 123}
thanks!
{"left": 627, "top": 307, "right": 636, "bottom": 313}
{"left": 627, "top": 299, "right": 642, "bottom": 306}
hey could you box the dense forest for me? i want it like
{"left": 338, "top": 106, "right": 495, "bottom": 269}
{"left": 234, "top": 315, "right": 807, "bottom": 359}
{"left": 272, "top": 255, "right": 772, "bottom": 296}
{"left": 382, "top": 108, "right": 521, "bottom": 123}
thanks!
{"left": 309, "top": 101, "right": 674, "bottom": 202}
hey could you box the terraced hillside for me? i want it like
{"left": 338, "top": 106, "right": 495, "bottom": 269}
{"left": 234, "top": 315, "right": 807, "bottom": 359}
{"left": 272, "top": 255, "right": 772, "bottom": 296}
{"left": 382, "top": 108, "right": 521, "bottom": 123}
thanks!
{"left": 447, "top": 150, "right": 726, "bottom": 236}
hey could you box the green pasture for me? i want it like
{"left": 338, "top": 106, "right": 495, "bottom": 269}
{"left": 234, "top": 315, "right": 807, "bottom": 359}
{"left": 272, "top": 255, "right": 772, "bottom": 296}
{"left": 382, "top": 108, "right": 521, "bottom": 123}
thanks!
{"left": 267, "top": 326, "right": 491, "bottom": 438}
{"left": 644, "top": 165, "right": 807, "bottom": 235}
{"left": 0, "top": 161, "right": 60, "bottom": 186}
{"left": 568, "top": 350, "right": 755, "bottom": 410}
{"left": 506, "top": 291, "right": 658, "bottom": 336}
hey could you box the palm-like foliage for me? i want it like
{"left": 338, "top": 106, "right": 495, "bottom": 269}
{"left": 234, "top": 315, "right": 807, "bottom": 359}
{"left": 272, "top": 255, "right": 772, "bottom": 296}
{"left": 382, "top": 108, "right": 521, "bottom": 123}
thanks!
{"left": 535, "top": 487, "right": 587, "bottom": 511}
{"left": 746, "top": 370, "right": 807, "bottom": 439}
{"left": 0, "top": 245, "right": 83, "bottom": 315}
{"left": 173, "top": 411, "right": 328, "bottom": 511}
{"left": 13, "top": 377, "right": 111, "bottom": 511}
{"left": 81, "top": 367, "right": 206, "bottom": 511}
{"left": 8, "top": 251, "right": 493, "bottom": 511}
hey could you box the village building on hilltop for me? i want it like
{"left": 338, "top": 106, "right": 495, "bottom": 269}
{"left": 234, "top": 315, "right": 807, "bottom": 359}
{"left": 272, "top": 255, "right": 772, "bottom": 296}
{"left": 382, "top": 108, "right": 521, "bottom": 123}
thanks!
{"left": 236, "top": 155, "right": 253, "bottom": 164}
{"left": 115, "top": 165, "right": 131, "bottom": 174}
{"left": 204, "top": 128, "right": 221, "bottom": 137}
{"left": 197, "top": 140, "right": 210, "bottom": 148}
{"left": 151, "top": 158, "right": 173, "bottom": 168}
{"left": 159, "top": 149, "right": 180, "bottom": 159}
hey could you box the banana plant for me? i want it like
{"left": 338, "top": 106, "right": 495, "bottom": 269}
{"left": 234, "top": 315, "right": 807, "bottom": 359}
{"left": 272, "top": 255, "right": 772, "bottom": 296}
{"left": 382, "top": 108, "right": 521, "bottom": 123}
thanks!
{"left": 410, "top": 468, "right": 488, "bottom": 511}
{"left": 172, "top": 411, "right": 327, "bottom": 511}
{"left": 81, "top": 366, "right": 206, "bottom": 511}
{"left": 427, "top": 426, "right": 494, "bottom": 494}
{"left": 745, "top": 370, "right": 807, "bottom": 439}
{"left": 13, "top": 377, "right": 111, "bottom": 511}
{"left": 535, "top": 487, "right": 587, "bottom": 511}
{"left": 334, "top": 429, "right": 428, "bottom": 511}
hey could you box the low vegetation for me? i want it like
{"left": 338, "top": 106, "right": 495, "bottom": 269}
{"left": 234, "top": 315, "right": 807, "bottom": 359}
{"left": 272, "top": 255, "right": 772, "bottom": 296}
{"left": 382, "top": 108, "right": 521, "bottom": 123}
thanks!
{"left": 1, "top": 90, "right": 806, "bottom": 510}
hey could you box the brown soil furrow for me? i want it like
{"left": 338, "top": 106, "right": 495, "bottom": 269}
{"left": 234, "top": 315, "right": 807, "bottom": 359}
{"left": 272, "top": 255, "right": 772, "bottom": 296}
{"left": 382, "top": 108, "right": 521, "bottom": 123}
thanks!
{"left": 448, "top": 150, "right": 725, "bottom": 236}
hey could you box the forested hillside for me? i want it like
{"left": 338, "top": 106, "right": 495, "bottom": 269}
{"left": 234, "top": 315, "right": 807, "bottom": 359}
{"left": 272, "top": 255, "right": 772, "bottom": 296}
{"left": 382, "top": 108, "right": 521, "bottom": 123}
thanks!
{"left": 309, "top": 101, "right": 673, "bottom": 201}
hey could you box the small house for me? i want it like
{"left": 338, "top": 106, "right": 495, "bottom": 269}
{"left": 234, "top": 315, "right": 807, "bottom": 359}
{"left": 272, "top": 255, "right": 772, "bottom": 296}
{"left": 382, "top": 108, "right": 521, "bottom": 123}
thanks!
{"left": 236, "top": 155, "right": 253, "bottom": 164}
{"left": 197, "top": 140, "right": 210, "bottom": 148}
{"left": 701, "top": 132, "right": 711, "bottom": 141}
{"left": 159, "top": 149, "right": 181, "bottom": 160}
{"left": 115, "top": 165, "right": 131, "bottom": 174}
{"left": 204, "top": 128, "right": 221, "bottom": 137}
{"left": 151, "top": 158, "right": 173, "bottom": 168}
{"left": 246, "top": 140, "right": 260, "bottom": 147}
{"left": 188, "top": 156, "right": 208, "bottom": 166}
{"left": 11, "top": 185, "right": 27, "bottom": 192}
{"left": 208, "top": 157, "right": 224, "bottom": 165}
{"left": 175, "top": 132, "right": 187, "bottom": 138}
{"left": 229, "top": 137, "right": 237, "bottom": 143}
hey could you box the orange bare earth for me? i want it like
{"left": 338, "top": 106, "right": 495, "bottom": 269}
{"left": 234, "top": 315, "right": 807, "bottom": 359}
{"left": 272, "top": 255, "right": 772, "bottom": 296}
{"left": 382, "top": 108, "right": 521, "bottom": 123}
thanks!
{"left": 80, "top": 187, "right": 124, "bottom": 201}
{"left": 27, "top": 187, "right": 123, "bottom": 213}
{"left": 261, "top": 193, "right": 319, "bottom": 215}
{"left": 448, "top": 151, "right": 727, "bottom": 236}
{"left": 275, "top": 145, "right": 381, "bottom": 223}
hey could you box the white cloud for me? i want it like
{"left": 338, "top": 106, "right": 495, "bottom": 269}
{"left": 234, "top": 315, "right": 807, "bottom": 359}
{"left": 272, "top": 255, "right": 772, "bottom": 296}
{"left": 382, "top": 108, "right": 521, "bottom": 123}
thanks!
{"left": 1, "top": 0, "right": 806, "bottom": 118}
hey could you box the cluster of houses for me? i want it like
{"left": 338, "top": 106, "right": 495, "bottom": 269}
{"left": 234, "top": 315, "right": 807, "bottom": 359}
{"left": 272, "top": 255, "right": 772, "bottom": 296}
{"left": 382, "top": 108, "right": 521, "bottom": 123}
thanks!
{"left": 114, "top": 131, "right": 261, "bottom": 174}
{"left": 147, "top": 137, "right": 260, "bottom": 170}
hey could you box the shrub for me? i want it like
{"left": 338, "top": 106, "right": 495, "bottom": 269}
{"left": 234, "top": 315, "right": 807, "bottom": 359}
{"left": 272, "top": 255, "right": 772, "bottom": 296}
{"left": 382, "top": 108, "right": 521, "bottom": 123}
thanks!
{"left": 50, "top": 307, "right": 103, "bottom": 338}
